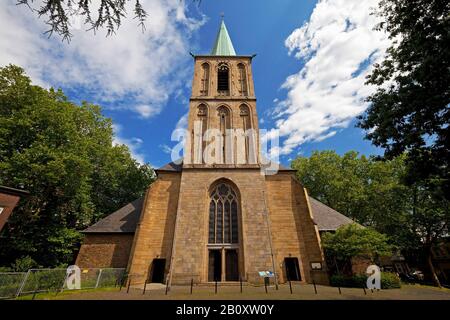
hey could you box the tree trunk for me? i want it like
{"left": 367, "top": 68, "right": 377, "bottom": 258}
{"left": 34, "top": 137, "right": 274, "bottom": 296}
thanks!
{"left": 426, "top": 245, "right": 442, "bottom": 288}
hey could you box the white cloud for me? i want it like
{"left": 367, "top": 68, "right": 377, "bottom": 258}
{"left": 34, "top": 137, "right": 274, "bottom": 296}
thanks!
{"left": 159, "top": 144, "right": 173, "bottom": 154}
{"left": 0, "top": 0, "right": 206, "bottom": 117}
{"left": 273, "top": 0, "right": 391, "bottom": 155}
{"left": 112, "top": 124, "right": 146, "bottom": 164}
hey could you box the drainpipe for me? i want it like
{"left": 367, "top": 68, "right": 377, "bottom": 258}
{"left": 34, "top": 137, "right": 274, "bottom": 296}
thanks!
{"left": 262, "top": 190, "right": 279, "bottom": 289}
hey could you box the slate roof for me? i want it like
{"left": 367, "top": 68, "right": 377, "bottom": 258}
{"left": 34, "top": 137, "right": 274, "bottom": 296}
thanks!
{"left": 82, "top": 195, "right": 354, "bottom": 234}
{"left": 82, "top": 198, "right": 144, "bottom": 233}
{"left": 309, "top": 197, "right": 355, "bottom": 231}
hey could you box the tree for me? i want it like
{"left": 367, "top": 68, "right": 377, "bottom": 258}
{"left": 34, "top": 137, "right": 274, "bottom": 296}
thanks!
{"left": 17, "top": 0, "right": 147, "bottom": 41}
{"left": 0, "top": 64, "right": 155, "bottom": 267}
{"left": 322, "top": 224, "right": 393, "bottom": 275}
{"left": 292, "top": 150, "right": 449, "bottom": 287}
{"left": 358, "top": 0, "right": 450, "bottom": 200}
{"left": 291, "top": 150, "right": 410, "bottom": 237}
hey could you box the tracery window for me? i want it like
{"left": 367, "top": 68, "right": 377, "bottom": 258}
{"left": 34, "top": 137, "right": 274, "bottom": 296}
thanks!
{"left": 208, "top": 183, "right": 239, "bottom": 244}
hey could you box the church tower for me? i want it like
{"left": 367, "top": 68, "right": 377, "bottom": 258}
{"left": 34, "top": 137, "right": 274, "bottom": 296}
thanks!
{"left": 184, "top": 19, "right": 259, "bottom": 167}
{"left": 123, "top": 19, "right": 329, "bottom": 286}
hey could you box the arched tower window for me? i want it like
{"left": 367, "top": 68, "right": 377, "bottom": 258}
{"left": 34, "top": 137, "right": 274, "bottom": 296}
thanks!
{"left": 200, "top": 63, "right": 210, "bottom": 96}
{"left": 237, "top": 63, "right": 248, "bottom": 96}
{"left": 217, "top": 63, "right": 229, "bottom": 95}
{"left": 208, "top": 183, "right": 239, "bottom": 244}
{"left": 217, "top": 106, "right": 231, "bottom": 163}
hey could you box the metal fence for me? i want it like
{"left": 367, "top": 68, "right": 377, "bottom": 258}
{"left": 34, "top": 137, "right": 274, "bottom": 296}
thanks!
{"left": 0, "top": 268, "right": 126, "bottom": 299}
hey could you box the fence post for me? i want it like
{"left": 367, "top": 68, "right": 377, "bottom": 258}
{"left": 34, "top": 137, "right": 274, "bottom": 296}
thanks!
{"left": 338, "top": 286, "right": 341, "bottom": 294}
{"left": 215, "top": 280, "right": 218, "bottom": 294}
{"left": 313, "top": 279, "right": 317, "bottom": 294}
{"left": 289, "top": 279, "right": 293, "bottom": 294}
{"left": 363, "top": 287, "right": 367, "bottom": 295}
{"left": 16, "top": 270, "right": 31, "bottom": 298}
{"left": 190, "top": 278, "right": 193, "bottom": 294}
{"left": 95, "top": 269, "right": 103, "bottom": 289}
{"left": 32, "top": 271, "right": 40, "bottom": 300}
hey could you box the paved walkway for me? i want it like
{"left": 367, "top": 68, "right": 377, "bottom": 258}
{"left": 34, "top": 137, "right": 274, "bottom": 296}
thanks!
{"left": 60, "top": 284, "right": 450, "bottom": 300}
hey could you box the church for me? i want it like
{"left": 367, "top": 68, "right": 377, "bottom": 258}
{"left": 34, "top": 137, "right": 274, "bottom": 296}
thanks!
{"left": 75, "top": 20, "right": 354, "bottom": 286}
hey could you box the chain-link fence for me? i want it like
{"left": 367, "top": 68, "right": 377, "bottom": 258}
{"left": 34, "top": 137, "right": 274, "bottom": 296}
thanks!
{"left": 0, "top": 268, "right": 126, "bottom": 299}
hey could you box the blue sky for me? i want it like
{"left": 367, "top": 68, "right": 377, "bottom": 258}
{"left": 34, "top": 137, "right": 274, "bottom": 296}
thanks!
{"left": 0, "top": 0, "right": 389, "bottom": 168}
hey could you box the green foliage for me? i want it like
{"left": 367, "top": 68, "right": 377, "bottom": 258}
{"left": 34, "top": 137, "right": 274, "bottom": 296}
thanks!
{"left": 358, "top": 0, "right": 450, "bottom": 199}
{"left": 0, "top": 65, "right": 155, "bottom": 267}
{"left": 292, "top": 151, "right": 410, "bottom": 242}
{"left": 330, "top": 272, "right": 401, "bottom": 289}
{"left": 11, "top": 256, "right": 40, "bottom": 272}
{"left": 322, "top": 224, "right": 393, "bottom": 261}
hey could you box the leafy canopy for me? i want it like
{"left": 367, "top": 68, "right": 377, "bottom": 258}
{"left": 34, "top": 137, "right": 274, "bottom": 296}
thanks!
{"left": 322, "top": 224, "right": 393, "bottom": 261}
{"left": 0, "top": 64, "right": 155, "bottom": 267}
{"left": 358, "top": 0, "right": 450, "bottom": 198}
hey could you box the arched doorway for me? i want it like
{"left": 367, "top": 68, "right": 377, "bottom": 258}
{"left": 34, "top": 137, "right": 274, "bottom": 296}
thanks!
{"left": 207, "top": 181, "right": 240, "bottom": 281}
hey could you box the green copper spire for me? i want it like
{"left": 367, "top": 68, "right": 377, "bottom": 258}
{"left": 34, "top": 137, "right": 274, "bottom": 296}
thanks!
{"left": 211, "top": 19, "right": 236, "bottom": 56}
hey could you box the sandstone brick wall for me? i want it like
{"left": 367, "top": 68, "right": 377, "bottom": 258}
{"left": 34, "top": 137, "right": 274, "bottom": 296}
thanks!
{"left": 127, "top": 172, "right": 181, "bottom": 284}
{"left": 265, "top": 173, "right": 329, "bottom": 285}
{"left": 170, "top": 169, "right": 274, "bottom": 284}
{"left": 75, "top": 233, "right": 134, "bottom": 268}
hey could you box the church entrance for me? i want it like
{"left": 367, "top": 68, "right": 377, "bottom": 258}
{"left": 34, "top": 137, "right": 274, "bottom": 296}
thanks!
{"left": 208, "top": 250, "right": 222, "bottom": 281}
{"left": 150, "top": 258, "right": 166, "bottom": 283}
{"left": 208, "top": 248, "right": 239, "bottom": 282}
{"left": 285, "top": 257, "right": 301, "bottom": 281}
{"left": 225, "top": 249, "right": 239, "bottom": 281}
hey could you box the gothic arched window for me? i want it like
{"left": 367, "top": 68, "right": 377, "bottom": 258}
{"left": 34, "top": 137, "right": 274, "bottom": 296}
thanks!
{"left": 237, "top": 63, "right": 248, "bottom": 96}
{"left": 217, "top": 63, "right": 229, "bottom": 95}
{"left": 209, "top": 183, "right": 239, "bottom": 244}
{"left": 200, "top": 63, "right": 210, "bottom": 96}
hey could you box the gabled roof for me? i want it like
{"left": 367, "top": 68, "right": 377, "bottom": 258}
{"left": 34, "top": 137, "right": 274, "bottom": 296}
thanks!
{"left": 156, "top": 161, "right": 183, "bottom": 172}
{"left": 82, "top": 195, "right": 354, "bottom": 234}
{"left": 211, "top": 20, "right": 236, "bottom": 56}
{"left": 309, "top": 197, "right": 355, "bottom": 231}
{"left": 82, "top": 198, "right": 144, "bottom": 233}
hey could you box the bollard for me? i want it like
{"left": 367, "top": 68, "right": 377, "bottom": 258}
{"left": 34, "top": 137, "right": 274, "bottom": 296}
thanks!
{"left": 264, "top": 277, "right": 268, "bottom": 294}
{"left": 338, "top": 286, "right": 341, "bottom": 294}
{"left": 143, "top": 281, "right": 147, "bottom": 295}
{"left": 126, "top": 275, "right": 132, "bottom": 294}
{"left": 313, "top": 280, "right": 317, "bottom": 294}
{"left": 190, "top": 278, "right": 193, "bottom": 294}
{"left": 165, "top": 280, "right": 169, "bottom": 295}
{"left": 363, "top": 287, "right": 367, "bottom": 295}
{"left": 289, "top": 279, "right": 293, "bottom": 294}
{"left": 215, "top": 280, "right": 218, "bottom": 294}
{"left": 240, "top": 276, "right": 243, "bottom": 293}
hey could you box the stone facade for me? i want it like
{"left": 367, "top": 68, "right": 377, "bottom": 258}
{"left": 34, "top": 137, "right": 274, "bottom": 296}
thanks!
{"left": 77, "top": 21, "right": 330, "bottom": 286}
